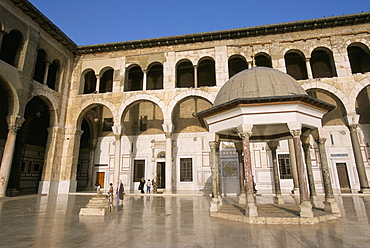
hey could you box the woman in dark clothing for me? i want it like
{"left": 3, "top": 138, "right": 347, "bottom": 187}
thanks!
{"left": 139, "top": 177, "right": 145, "bottom": 193}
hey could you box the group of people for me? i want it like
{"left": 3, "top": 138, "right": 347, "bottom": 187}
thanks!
{"left": 102, "top": 181, "right": 125, "bottom": 204}
{"left": 138, "top": 178, "right": 157, "bottom": 194}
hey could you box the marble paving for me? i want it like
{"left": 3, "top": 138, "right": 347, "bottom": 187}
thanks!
{"left": 0, "top": 193, "right": 369, "bottom": 247}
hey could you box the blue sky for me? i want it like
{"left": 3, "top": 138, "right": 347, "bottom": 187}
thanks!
{"left": 29, "top": 0, "right": 370, "bottom": 46}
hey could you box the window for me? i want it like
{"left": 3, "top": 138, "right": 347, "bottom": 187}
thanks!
{"left": 180, "top": 158, "right": 193, "bottom": 182}
{"left": 103, "top": 118, "right": 113, "bottom": 132}
{"left": 139, "top": 115, "right": 147, "bottom": 131}
{"left": 278, "top": 154, "right": 292, "bottom": 179}
{"left": 134, "top": 160, "right": 145, "bottom": 182}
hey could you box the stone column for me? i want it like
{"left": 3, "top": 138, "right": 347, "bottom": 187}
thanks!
{"left": 288, "top": 138, "right": 299, "bottom": 194}
{"left": 305, "top": 58, "right": 313, "bottom": 79}
{"left": 301, "top": 133, "right": 322, "bottom": 208}
{"left": 235, "top": 142, "right": 246, "bottom": 204}
{"left": 209, "top": 140, "right": 221, "bottom": 212}
{"left": 348, "top": 124, "right": 370, "bottom": 193}
{"left": 237, "top": 124, "right": 258, "bottom": 217}
{"left": 95, "top": 74, "right": 100, "bottom": 93}
{"left": 85, "top": 137, "right": 98, "bottom": 190}
{"left": 143, "top": 70, "right": 147, "bottom": 90}
{"left": 163, "top": 123, "right": 174, "bottom": 194}
{"left": 0, "top": 116, "right": 24, "bottom": 198}
{"left": 112, "top": 125, "right": 123, "bottom": 191}
{"left": 267, "top": 141, "right": 284, "bottom": 204}
{"left": 288, "top": 122, "right": 313, "bottom": 218}
{"left": 43, "top": 61, "right": 51, "bottom": 85}
{"left": 315, "top": 133, "right": 340, "bottom": 214}
{"left": 194, "top": 65, "right": 198, "bottom": 88}
{"left": 215, "top": 143, "right": 222, "bottom": 205}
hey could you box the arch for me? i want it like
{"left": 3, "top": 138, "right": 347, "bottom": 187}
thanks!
{"left": 81, "top": 69, "right": 97, "bottom": 94}
{"left": 310, "top": 47, "right": 337, "bottom": 78}
{"left": 125, "top": 64, "right": 143, "bottom": 92}
{"left": 172, "top": 96, "right": 212, "bottom": 133}
{"left": 121, "top": 100, "right": 165, "bottom": 136}
{"left": 32, "top": 88, "right": 60, "bottom": 126}
{"left": 46, "top": 59, "right": 60, "bottom": 91}
{"left": 118, "top": 93, "right": 166, "bottom": 122}
{"left": 147, "top": 62, "right": 163, "bottom": 90}
{"left": 168, "top": 90, "right": 216, "bottom": 122}
{"left": 349, "top": 77, "right": 370, "bottom": 114}
{"left": 0, "top": 75, "right": 20, "bottom": 116}
{"left": 228, "top": 54, "right": 248, "bottom": 78}
{"left": 176, "top": 59, "right": 194, "bottom": 88}
{"left": 74, "top": 98, "right": 118, "bottom": 129}
{"left": 347, "top": 42, "right": 370, "bottom": 74}
{"left": 33, "top": 49, "right": 47, "bottom": 83}
{"left": 197, "top": 57, "right": 216, "bottom": 87}
{"left": 306, "top": 88, "right": 347, "bottom": 126}
{"left": 284, "top": 49, "right": 308, "bottom": 80}
{"left": 0, "top": 29, "right": 23, "bottom": 67}
{"left": 99, "top": 67, "right": 113, "bottom": 93}
{"left": 255, "top": 52, "right": 272, "bottom": 68}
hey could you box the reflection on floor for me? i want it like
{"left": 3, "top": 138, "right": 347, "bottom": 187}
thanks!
{"left": 0, "top": 194, "right": 369, "bottom": 247}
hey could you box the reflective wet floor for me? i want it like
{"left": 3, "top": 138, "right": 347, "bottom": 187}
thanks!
{"left": 0, "top": 194, "right": 370, "bottom": 247}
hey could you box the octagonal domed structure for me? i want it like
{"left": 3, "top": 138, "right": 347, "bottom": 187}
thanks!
{"left": 214, "top": 67, "right": 307, "bottom": 107}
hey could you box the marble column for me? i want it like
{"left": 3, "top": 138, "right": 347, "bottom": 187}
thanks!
{"left": 0, "top": 116, "right": 24, "bottom": 198}
{"left": 348, "top": 124, "right": 370, "bottom": 193}
{"left": 288, "top": 138, "right": 299, "bottom": 194}
{"left": 268, "top": 141, "right": 284, "bottom": 204}
{"left": 143, "top": 70, "right": 147, "bottom": 90}
{"left": 43, "top": 61, "right": 51, "bottom": 85}
{"left": 163, "top": 123, "right": 174, "bottom": 194}
{"left": 209, "top": 140, "right": 221, "bottom": 212}
{"left": 301, "top": 133, "right": 322, "bottom": 208}
{"left": 95, "top": 74, "right": 100, "bottom": 93}
{"left": 315, "top": 136, "right": 340, "bottom": 214}
{"left": 288, "top": 122, "right": 313, "bottom": 218}
{"left": 85, "top": 137, "right": 98, "bottom": 190}
{"left": 235, "top": 142, "right": 246, "bottom": 204}
{"left": 215, "top": 143, "right": 222, "bottom": 205}
{"left": 194, "top": 65, "right": 198, "bottom": 88}
{"left": 112, "top": 125, "right": 123, "bottom": 191}
{"left": 237, "top": 124, "right": 258, "bottom": 217}
{"left": 305, "top": 58, "right": 313, "bottom": 79}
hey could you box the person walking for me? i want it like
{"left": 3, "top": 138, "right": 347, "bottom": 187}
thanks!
{"left": 117, "top": 180, "right": 125, "bottom": 204}
{"left": 139, "top": 177, "right": 145, "bottom": 194}
{"left": 146, "top": 179, "right": 152, "bottom": 194}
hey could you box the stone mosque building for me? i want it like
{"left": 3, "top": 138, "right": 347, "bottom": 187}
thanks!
{"left": 1, "top": 0, "right": 370, "bottom": 201}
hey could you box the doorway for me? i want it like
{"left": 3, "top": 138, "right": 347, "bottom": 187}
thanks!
{"left": 336, "top": 163, "right": 351, "bottom": 193}
{"left": 96, "top": 172, "right": 105, "bottom": 188}
{"left": 156, "top": 162, "right": 165, "bottom": 188}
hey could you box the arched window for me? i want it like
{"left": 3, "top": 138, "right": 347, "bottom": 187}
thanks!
{"left": 33, "top": 49, "right": 47, "bottom": 83}
{"left": 83, "top": 70, "right": 97, "bottom": 94}
{"left": 310, "top": 48, "right": 337, "bottom": 78}
{"left": 255, "top": 53, "right": 272, "bottom": 68}
{"left": 99, "top": 68, "right": 113, "bottom": 93}
{"left": 228, "top": 55, "right": 248, "bottom": 78}
{"left": 347, "top": 43, "right": 370, "bottom": 74}
{"left": 176, "top": 60, "right": 194, "bottom": 88}
{"left": 0, "top": 30, "right": 23, "bottom": 67}
{"left": 46, "top": 60, "right": 59, "bottom": 90}
{"left": 125, "top": 65, "right": 143, "bottom": 91}
{"left": 284, "top": 50, "right": 308, "bottom": 80}
{"left": 197, "top": 57, "right": 216, "bottom": 87}
{"left": 147, "top": 63, "right": 163, "bottom": 90}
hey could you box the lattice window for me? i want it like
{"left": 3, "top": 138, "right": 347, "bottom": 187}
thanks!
{"left": 180, "top": 158, "right": 193, "bottom": 182}
{"left": 278, "top": 154, "right": 292, "bottom": 179}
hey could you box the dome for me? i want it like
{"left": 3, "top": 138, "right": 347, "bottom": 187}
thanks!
{"left": 214, "top": 67, "right": 307, "bottom": 106}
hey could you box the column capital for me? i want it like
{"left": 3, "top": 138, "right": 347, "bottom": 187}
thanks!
{"left": 290, "top": 129, "right": 301, "bottom": 138}
{"left": 209, "top": 141, "right": 218, "bottom": 150}
{"left": 165, "top": 132, "right": 172, "bottom": 139}
{"left": 267, "top": 141, "right": 279, "bottom": 150}
{"left": 348, "top": 123, "right": 359, "bottom": 132}
{"left": 316, "top": 137, "right": 327, "bottom": 145}
{"left": 237, "top": 124, "right": 253, "bottom": 140}
{"left": 112, "top": 125, "right": 124, "bottom": 139}
{"left": 8, "top": 123, "right": 22, "bottom": 134}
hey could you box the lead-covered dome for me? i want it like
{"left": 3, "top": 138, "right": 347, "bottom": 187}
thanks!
{"left": 214, "top": 67, "right": 307, "bottom": 106}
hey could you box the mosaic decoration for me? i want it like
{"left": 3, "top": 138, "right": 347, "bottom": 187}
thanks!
{"left": 222, "top": 161, "right": 238, "bottom": 177}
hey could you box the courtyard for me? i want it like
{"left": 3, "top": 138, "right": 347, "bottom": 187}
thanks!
{"left": 0, "top": 193, "right": 369, "bottom": 247}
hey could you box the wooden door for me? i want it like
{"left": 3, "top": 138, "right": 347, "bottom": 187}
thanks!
{"left": 336, "top": 163, "right": 350, "bottom": 192}
{"left": 96, "top": 172, "right": 105, "bottom": 188}
{"left": 156, "top": 162, "right": 165, "bottom": 188}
